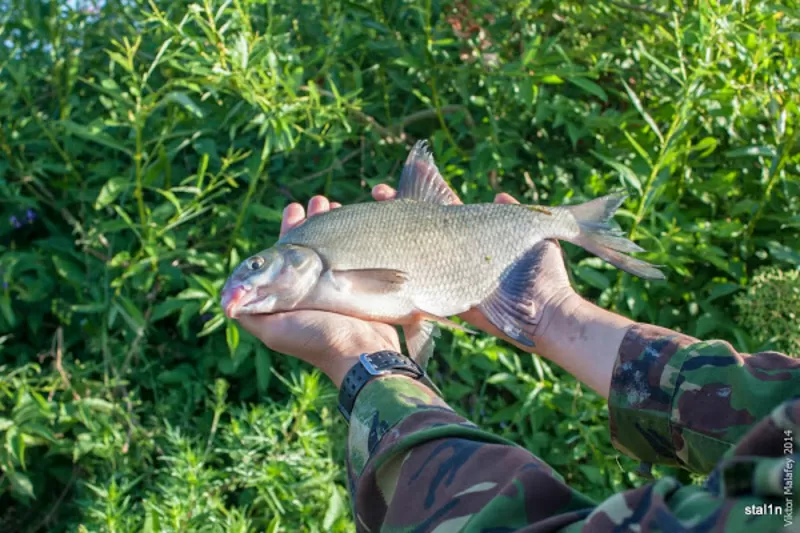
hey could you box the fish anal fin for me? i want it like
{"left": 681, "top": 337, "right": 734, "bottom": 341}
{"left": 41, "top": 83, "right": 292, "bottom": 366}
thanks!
{"left": 396, "top": 141, "right": 460, "bottom": 205}
{"left": 329, "top": 268, "right": 409, "bottom": 294}
{"left": 404, "top": 320, "right": 440, "bottom": 368}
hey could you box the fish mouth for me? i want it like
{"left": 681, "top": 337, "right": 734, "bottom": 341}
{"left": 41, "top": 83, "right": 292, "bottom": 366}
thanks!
{"left": 221, "top": 284, "right": 253, "bottom": 319}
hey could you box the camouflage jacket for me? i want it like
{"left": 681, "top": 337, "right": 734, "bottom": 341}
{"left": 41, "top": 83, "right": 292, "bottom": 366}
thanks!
{"left": 345, "top": 324, "right": 800, "bottom": 532}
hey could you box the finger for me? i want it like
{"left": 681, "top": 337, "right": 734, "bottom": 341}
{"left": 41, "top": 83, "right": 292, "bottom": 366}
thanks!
{"left": 494, "top": 193, "right": 520, "bottom": 205}
{"left": 330, "top": 202, "right": 342, "bottom": 209}
{"left": 307, "top": 195, "right": 331, "bottom": 217}
{"left": 372, "top": 184, "right": 397, "bottom": 202}
{"left": 280, "top": 203, "right": 306, "bottom": 237}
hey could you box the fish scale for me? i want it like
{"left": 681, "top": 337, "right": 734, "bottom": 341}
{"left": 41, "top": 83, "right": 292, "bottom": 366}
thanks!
{"left": 222, "top": 141, "right": 664, "bottom": 367}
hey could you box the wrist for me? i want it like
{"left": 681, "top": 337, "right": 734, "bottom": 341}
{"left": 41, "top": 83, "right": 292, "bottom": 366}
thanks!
{"left": 324, "top": 340, "right": 402, "bottom": 388}
{"left": 533, "top": 293, "right": 635, "bottom": 397}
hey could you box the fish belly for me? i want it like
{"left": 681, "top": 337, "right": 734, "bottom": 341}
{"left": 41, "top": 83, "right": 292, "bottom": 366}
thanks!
{"left": 301, "top": 274, "right": 420, "bottom": 324}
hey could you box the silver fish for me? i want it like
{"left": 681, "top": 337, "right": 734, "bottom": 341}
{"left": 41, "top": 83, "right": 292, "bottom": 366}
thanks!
{"left": 221, "top": 141, "right": 664, "bottom": 365}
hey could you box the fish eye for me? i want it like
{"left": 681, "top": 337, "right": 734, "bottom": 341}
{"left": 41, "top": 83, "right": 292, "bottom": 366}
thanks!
{"left": 248, "top": 257, "right": 265, "bottom": 271}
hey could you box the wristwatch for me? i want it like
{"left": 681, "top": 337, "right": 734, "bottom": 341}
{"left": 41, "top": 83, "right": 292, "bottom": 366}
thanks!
{"left": 337, "top": 351, "right": 437, "bottom": 423}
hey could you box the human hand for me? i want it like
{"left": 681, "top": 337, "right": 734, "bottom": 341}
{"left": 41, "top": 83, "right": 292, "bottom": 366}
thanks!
{"left": 235, "top": 196, "right": 401, "bottom": 388}
{"left": 371, "top": 184, "right": 579, "bottom": 354}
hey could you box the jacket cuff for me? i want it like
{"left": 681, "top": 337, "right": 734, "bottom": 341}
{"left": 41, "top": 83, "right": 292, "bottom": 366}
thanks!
{"left": 347, "top": 375, "right": 454, "bottom": 477}
{"left": 608, "top": 323, "right": 708, "bottom": 469}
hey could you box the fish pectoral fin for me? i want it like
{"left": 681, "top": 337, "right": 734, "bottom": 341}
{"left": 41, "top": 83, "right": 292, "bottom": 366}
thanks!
{"left": 330, "top": 268, "right": 409, "bottom": 294}
{"left": 396, "top": 141, "right": 461, "bottom": 205}
{"left": 477, "top": 245, "right": 549, "bottom": 348}
{"left": 404, "top": 321, "right": 440, "bottom": 368}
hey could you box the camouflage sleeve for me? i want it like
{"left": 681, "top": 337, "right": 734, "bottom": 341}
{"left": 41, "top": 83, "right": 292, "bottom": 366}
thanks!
{"left": 609, "top": 323, "right": 800, "bottom": 473}
{"left": 346, "top": 332, "right": 799, "bottom": 532}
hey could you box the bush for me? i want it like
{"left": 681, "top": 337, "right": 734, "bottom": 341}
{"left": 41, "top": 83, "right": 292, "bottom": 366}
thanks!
{"left": 735, "top": 266, "right": 800, "bottom": 357}
{"left": 1, "top": 0, "right": 798, "bottom": 531}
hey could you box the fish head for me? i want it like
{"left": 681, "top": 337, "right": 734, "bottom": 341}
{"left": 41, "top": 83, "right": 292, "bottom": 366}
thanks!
{"left": 221, "top": 244, "right": 323, "bottom": 319}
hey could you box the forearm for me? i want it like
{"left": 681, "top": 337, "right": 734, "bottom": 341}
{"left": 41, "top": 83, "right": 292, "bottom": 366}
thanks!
{"left": 345, "top": 373, "right": 798, "bottom": 532}
{"left": 533, "top": 295, "right": 800, "bottom": 472}
{"left": 533, "top": 294, "right": 635, "bottom": 398}
{"left": 345, "top": 375, "right": 597, "bottom": 531}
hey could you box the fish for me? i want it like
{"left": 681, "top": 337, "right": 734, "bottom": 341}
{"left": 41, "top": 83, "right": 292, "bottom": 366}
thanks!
{"left": 221, "top": 141, "right": 664, "bottom": 366}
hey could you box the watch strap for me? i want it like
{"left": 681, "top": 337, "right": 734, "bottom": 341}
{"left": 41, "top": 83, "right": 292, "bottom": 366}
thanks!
{"left": 338, "top": 351, "right": 427, "bottom": 422}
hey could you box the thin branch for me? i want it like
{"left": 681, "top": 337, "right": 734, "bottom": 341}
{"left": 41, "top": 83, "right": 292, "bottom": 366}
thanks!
{"left": 606, "top": 0, "right": 671, "bottom": 19}
{"left": 120, "top": 281, "right": 160, "bottom": 374}
{"left": 55, "top": 327, "right": 80, "bottom": 401}
{"left": 300, "top": 87, "right": 468, "bottom": 144}
{"left": 295, "top": 148, "right": 361, "bottom": 184}
{"left": 396, "top": 105, "right": 468, "bottom": 129}
{"left": 301, "top": 86, "right": 404, "bottom": 143}
{"left": 28, "top": 467, "right": 78, "bottom": 533}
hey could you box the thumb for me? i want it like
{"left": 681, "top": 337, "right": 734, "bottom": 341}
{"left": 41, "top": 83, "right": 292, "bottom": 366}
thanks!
{"left": 494, "top": 193, "right": 520, "bottom": 205}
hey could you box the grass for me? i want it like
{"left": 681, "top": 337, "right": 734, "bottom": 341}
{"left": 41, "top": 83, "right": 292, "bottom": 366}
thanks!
{"left": 0, "top": 0, "right": 798, "bottom": 531}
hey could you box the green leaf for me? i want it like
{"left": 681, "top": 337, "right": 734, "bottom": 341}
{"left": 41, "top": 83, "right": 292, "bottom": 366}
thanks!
{"left": 266, "top": 516, "right": 281, "bottom": 533}
{"left": 706, "top": 283, "right": 740, "bottom": 302}
{"left": 176, "top": 289, "right": 209, "bottom": 300}
{"left": 623, "top": 131, "right": 653, "bottom": 166}
{"left": 766, "top": 241, "right": 800, "bottom": 265}
{"left": 323, "top": 485, "right": 344, "bottom": 530}
{"left": 692, "top": 137, "right": 718, "bottom": 158}
{"left": 635, "top": 42, "right": 684, "bottom": 85}
{"left": 198, "top": 314, "right": 225, "bottom": 337}
{"left": 7, "top": 470, "right": 34, "bottom": 499}
{"left": 163, "top": 92, "right": 204, "bottom": 119}
{"left": 23, "top": 423, "right": 56, "bottom": 442}
{"left": 143, "top": 506, "right": 161, "bottom": 533}
{"left": 487, "top": 403, "right": 522, "bottom": 424}
{"left": 71, "top": 303, "right": 107, "bottom": 313}
{"left": 52, "top": 255, "right": 84, "bottom": 283}
{"left": 226, "top": 321, "right": 240, "bottom": 357}
{"left": 115, "top": 296, "right": 146, "bottom": 332}
{"left": 567, "top": 77, "right": 608, "bottom": 102}
{"left": 154, "top": 188, "right": 183, "bottom": 214}
{"left": 1, "top": 291, "right": 16, "bottom": 327}
{"left": 157, "top": 365, "right": 196, "bottom": 384}
{"left": 579, "top": 465, "right": 605, "bottom": 485}
{"left": 249, "top": 204, "right": 285, "bottom": 222}
{"left": 233, "top": 33, "right": 249, "bottom": 70}
{"left": 725, "top": 146, "right": 776, "bottom": 158}
{"left": 79, "top": 398, "right": 117, "bottom": 413}
{"left": 621, "top": 79, "right": 664, "bottom": 145}
{"left": 151, "top": 299, "right": 186, "bottom": 321}
{"left": 541, "top": 74, "right": 564, "bottom": 84}
{"left": 694, "top": 314, "right": 719, "bottom": 338}
{"left": 590, "top": 151, "right": 643, "bottom": 196}
{"left": 61, "top": 120, "right": 133, "bottom": 156}
{"left": 255, "top": 347, "right": 272, "bottom": 393}
{"left": 573, "top": 265, "right": 611, "bottom": 290}
{"left": 95, "top": 177, "right": 130, "bottom": 210}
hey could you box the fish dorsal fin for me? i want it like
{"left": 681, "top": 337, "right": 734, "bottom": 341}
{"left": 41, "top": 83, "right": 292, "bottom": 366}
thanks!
{"left": 396, "top": 141, "right": 460, "bottom": 205}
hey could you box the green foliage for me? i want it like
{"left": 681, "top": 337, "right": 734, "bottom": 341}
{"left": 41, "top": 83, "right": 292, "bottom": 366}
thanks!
{"left": 1, "top": 0, "right": 798, "bottom": 531}
{"left": 735, "top": 266, "right": 800, "bottom": 357}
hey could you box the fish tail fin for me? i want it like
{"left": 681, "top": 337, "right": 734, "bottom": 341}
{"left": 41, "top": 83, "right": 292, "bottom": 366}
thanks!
{"left": 564, "top": 193, "right": 665, "bottom": 280}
